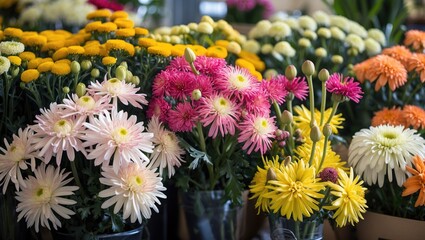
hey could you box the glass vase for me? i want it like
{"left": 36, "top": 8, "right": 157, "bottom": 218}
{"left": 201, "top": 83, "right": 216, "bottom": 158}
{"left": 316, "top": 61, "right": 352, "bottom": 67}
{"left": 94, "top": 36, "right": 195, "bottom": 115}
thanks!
{"left": 181, "top": 190, "right": 237, "bottom": 240}
{"left": 268, "top": 213, "right": 323, "bottom": 240}
{"left": 51, "top": 224, "right": 144, "bottom": 240}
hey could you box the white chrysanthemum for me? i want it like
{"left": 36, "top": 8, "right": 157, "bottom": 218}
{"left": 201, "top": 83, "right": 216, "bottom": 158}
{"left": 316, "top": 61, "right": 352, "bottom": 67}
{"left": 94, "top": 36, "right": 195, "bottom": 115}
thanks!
{"left": 15, "top": 164, "right": 78, "bottom": 233}
{"left": 242, "top": 39, "right": 260, "bottom": 54}
{"left": 303, "top": 29, "right": 318, "bottom": 41}
{"left": 317, "top": 27, "right": 331, "bottom": 39}
{"left": 0, "top": 56, "right": 11, "bottom": 75}
{"left": 31, "top": 103, "right": 87, "bottom": 165}
{"left": 312, "top": 10, "right": 330, "bottom": 26}
{"left": 330, "top": 15, "right": 350, "bottom": 32}
{"left": 283, "top": 18, "right": 299, "bottom": 30}
{"left": 368, "top": 28, "right": 387, "bottom": 46}
{"left": 83, "top": 109, "right": 154, "bottom": 173}
{"left": 0, "top": 41, "right": 25, "bottom": 55}
{"left": 268, "top": 21, "right": 292, "bottom": 39}
{"left": 60, "top": 94, "right": 112, "bottom": 118}
{"left": 197, "top": 22, "right": 214, "bottom": 34}
{"left": 348, "top": 21, "right": 368, "bottom": 38}
{"left": 298, "top": 38, "right": 312, "bottom": 48}
{"left": 315, "top": 47, "right": 327, "bottom": 58}
{"left": 273, "top": 41, "right": 295, "bottom": 57}
{"left": 99, "top": 162, "right": 166, "bottom": 223}
{"left": 330, "top": 26, "right": 346, "bottom": 41}
{"left": 0, "top": 127, "right": 37, "bottom": 193}
{"left": 345, "top": 34, "right": 365, "bottom": 53}
{"left": 62, "top": 2, "right": 95, "bottom": 26}
{"left": 298, "top": 15, "right": 317, "bottom": 31}
{"left": 18, "top": 6, "right": 42, "bottom": 24}
{"left": 348, "top": 125, "right": 425, "bottom": 187}
{"left": 261, "top": 43, "right": 274, "bottom": 54}
{"left": 365, "top": 38, "right": 382, "bottom": 56}
{"left": 147, "top": 117, "right": 184, "bottom": 178}
{"left": 248, "top": 20, "right": 271, "bottom": 39}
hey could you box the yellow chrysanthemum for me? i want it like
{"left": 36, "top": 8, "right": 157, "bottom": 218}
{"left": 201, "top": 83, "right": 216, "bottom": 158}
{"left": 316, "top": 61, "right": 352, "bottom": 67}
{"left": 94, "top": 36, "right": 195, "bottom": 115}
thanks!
{"left": 37, "top": 61, "right": 54, "bottom": 73}
{"left": 147, "top": 45, "right": 171, "bottom": 57}
{"left": 3, "top": 27, "right": 23, "bottom": 39}
{"left": 20, "top": 35, "right": 47, "bottom": 47}
{"left": 249, "top": 155, "right": 283, "bottom": 214}
{"left": 102, "top": 56, "right": 117, "bottom": 66}
{"left": 84, "top": 44, "right": 101, "bottom": 56}
{"left": 250, "top": 70, "right": 263, "bottom": 81}
{"left": 41, "top": 41, "right": 65, "bottom": 52}
{"left": 7, "top": 56, "right": 21, "bottom": 66}
{"left": 51, "top": 62, "right": 71, "bottom": 76}
{"left": 293, "top": 105, "right": 344, "bottom": 139}
{"left": 188, "top": 45, "right": 207, "bottom": 56}
{"left": 134, "top": 27, "right": 149, "bottom": 36}
{"left": 105, "top": 39, "right": 135, "bottom": 56}
{"left": 86, "top": 9, "right": 112, "bottom": 20}
{"left": 114, "top": 19, "right": 134, "bottom": 29}
{"left": 110, "top": 10, "right": 129, "bottom": 21}
{"left": 52, "top": 47, "right": 69, "bottom": 61}
{"left": 295, "top": 139, "right": 347, "bottom": 173}
{"left": 67, "top": 46, "right": 85, "bottom": 55}
{"left": 235, "top": 58, "right": 256, "bottom": 72}
{"left": 206, "top": 46, "right": 228, "bottom": 59}
{"left": 115, "top": 28, "right": 136, "bottom": 38}
{"left": 21, "top": 69, "right": 40, "bottom": 83}
{"left": 19, "top": 51, "right": 36, "bottom": 61}
{"left": 85, "top": 21, "right": 103, "bottom": 32}
{"left": 138, "top": 37, "right": 158, "bottom": 48}
{"left": 324, "top": 168, "right": 367, "bottom": 227}
{"left": 27, "top": 58, "right": 43, "bottom": 69}
{"left": 215, "top": 40, "right": 230, "bottom": 48}
{"left": 97, "top": 22, "right": 118, "bottom": 33}
{"left": 264, "top": 160, "right": 325, "bottom": 221}
{"left": 170, "top": 45, "right": 185, "bottom": 57}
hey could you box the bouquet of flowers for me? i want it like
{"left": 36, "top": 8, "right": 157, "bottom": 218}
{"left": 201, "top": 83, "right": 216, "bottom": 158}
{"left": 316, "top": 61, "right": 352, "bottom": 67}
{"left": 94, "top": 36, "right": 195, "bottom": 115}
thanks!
{"left": 249, "top": 60, "right": 368, "bottom": 239}
{"left": 347, "top": 29, "right": 425, "bottom": 220}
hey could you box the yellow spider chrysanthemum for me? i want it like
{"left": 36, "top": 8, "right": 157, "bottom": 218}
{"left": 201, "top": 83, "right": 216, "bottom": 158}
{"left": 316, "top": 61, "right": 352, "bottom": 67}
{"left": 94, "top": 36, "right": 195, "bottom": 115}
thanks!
{"left": 264, "top": 160, "right": 325, "bottom": 221}
{"left": 295, "top": 139, "right": 347, "bottom": 173}
{"left": 249, "top": 155, "right": 283, "bottom": 214}
{"left": 324, "top": 167, "right": 367, "bottom": 227}
{"left": 293, "top": 105, "right": 344, "bottom": 139}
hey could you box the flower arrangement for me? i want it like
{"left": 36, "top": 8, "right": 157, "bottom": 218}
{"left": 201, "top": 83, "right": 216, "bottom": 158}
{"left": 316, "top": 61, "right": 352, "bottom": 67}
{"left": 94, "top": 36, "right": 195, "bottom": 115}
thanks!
{"left": 248, "top": 60, "right": 368, "bottom": 239}
{"left": 347, "top": 29, "right": 425, "bottom": 220}
{"left": 224, "top": 0, "right": 275, "bottom": 24}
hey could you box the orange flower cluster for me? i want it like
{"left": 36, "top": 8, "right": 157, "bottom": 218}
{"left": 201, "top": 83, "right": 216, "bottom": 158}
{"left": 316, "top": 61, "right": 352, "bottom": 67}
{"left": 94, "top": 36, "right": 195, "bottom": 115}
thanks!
{"left": 371, "top": 105, "right": 425, "bottom": 130}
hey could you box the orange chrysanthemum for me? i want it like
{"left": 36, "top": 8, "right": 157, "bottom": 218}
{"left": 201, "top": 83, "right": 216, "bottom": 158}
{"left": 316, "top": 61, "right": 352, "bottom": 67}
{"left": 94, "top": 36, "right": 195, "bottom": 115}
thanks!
{"left": 407, "top": 53, "right": 425, "bottom": 82}
{"left": 363, "top": 55, "right": 407, "bottom": 91}
{"left": 371, "top": 107, "right": 407, "bottom": 127}
{"left": 402, "top": 155, "right": 425, "bottom": 207}
{"left": 403, "top": 105, "right": 425, "bottom": 130}
{"left": 382, "top": 45, "right": 412, "bottom": 68}
{"left": 404, "top": 30, "right": 425, "bottom": 52}
{"left": 352, "top": 58, "right": 375, "bottom": 83}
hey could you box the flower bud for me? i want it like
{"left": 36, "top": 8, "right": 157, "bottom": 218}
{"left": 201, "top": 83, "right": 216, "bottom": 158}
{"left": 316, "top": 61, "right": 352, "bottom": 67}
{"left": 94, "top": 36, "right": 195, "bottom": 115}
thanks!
{"left": 120, "top": 61, "right": 128, "bottom": 69}
{"left": 81, "top": 60, "right": 92, "bottom": 70}
{"left": 191, "top": 89, "right": 202, "bottom": 100}
{"left": 331, "top": 55, "right": 343, "bottom": 64}
{"left": 310, "top": 124, "right": 322, "bottom": 142}
{"left": 348, "top": 47, "right": 359, "bottom": 56}
{"left": 285, "top": 92, "right": 294, "bottom": 101}
{"left": 318, "top": 167, "right": 338, "bottom": 183}
{"left": 275, "top": 129, "right": 284, "bottom": 140}
{"left": 184, "top": 47, "right": 196, "bottom": 64}
{"left": 227, "top": 41, "right": 241, "bottom": 55}
{"left": 302, "top": 60, "right": 315, "bottom": 76}
{"left": 91, "top": 68, "right": 100, "bottom": 78}
{"left": 76, "top": 83, "right": 86, "bottom": 97}
{"left": 125, "top": 70, "right": 133, "bottom": 83}
{"left": 264, "top": 69, "right": 278, "bottom": 79}
{"left": 131, "top": 76, "right": 140, "bottom": 85}
{"left": 285, "top": 65, "right": 297, "bottom": 80}
{"left": 283, "top": 156, "right": 291, "bottom": 166}
{"left": 12, "top": 67, "right": 19, "bottom": 77}
{"left": 115, "top": 65, "right": 127, "bottom": 81}
{"left": 318, "top": 69, "right": 329, "bottom": 82}
{"left": 71, "top": 61, "right": 80, "bottom": 74}
{"left": 281, "top": 110, "right": 293, "bottom": 125}
{"left": 267, "top": 168, "right": 277, "bottom": 181}
{"left": 323, "top": 123, "right": 332, "bottom": 137}
{"left": 62, "top": 86, "right": 70, "bottom": 94}
{"left": 278, "top": 141, "right": 286, "bottom": 148}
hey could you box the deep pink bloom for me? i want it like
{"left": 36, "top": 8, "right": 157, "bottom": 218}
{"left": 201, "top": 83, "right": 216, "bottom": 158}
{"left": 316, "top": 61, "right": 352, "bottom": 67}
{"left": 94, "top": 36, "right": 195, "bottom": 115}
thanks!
{"left": 326, "top": 73, "right": 364, "bottom": 103}
{"left": 146, "top": 97, "right": 171, "bottom": 124}
{"left": 260, "top": 76, "right": 288, "bottom": 104}
{"left": 194, "top": 56, "right": 227, "bottom": 79}
{"left": 166, "top": 57, "right": 192, "bottom": 72}
{"left": 197, "top": 94, "right": 239, "bottom": 138}
{"left": 243, "top": 92, "right": 271, "bottom": 116}
{"left": 152, "top": 70, "right": 172, "bottom": 98}
{"left": 168, "top": 72, "right": 197, "bottom": 101}
{"left": 194, "top": 75, "right": 214, "bottom": 99}
{"left": 237, "top": 114, "right": 276, "bottom": 155}
{"left": 168, "top": 102, "right": 198, "bottom": 132}
{"left": 277, "top": 75, "right": 309, "bottom": 101}
{"left": 88, "top": 0, "right": 124, "bottom": 11}
{"left": 216, "top": 65, "right": 261, "bottom": 101}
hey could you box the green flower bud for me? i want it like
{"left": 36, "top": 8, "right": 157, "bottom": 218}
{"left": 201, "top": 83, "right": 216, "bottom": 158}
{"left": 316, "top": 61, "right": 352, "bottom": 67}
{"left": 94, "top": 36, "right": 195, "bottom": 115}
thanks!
{"left": 281, "top": 110, "right": 293, "bottom": 125}
{"left": 285, "top": 92, "right": 294, "bottom": 101}
{"left": 348, "top": 47, "right": 359, "bottom": 56}
{"left": 131, "top": 76, "right": 140, "bottom": 86}
{"left": 267, "top": 168, "right": 277, "bottom": 181}
{"left": 91, "top": 68, "right": 100, "bottom": 78}
{"left": 76, "top": 83, "right": 86, "bottom": 97}
{"left": 71, "top": 61, "right": 80, "bottom": 74}
{"left": 310, "top": 124, "right": 322, "bottom": 142}
{"left": 191, "top": 89, "right": 202, "bottom": 100}
{"left": 81, "top": 60, "right": 92, "bottom": 70}
{"left": 285, "top": 65, "right": 297, "bottom": 80}
{"left": 125, "top": 70, "right": 133, "bottom": 83}
{"left": 323, "top": 123, "right": 332, "bottom": 137}
{"left": 12, "top": 67, "right": 19, "bottom": 77}
{"left": 331, "top": 93, "right": 349, "bottom": 103}
{"left": 119, "top": 61, "right": 128, "bottom": 69}
{"left": 283, "top": 156, "right": 291, "bottom": 166}
{"left": 184, "top": 47, "right": 197, "bottom": 64}
{"left": 318, "top": 69, "right": 329, "bottom": 82}
{"left": 302, "top": 60, "right": 315, "bottom": 76}
{"left": 264, "top": 69, "right": 278, "bottom": 79}
{"left": 115, "top": 65, "right": 127, "bottom": 81}
{"left": 331, "top": 55, "right": 343, "bottom": 64}
{"left": 62, "top": 86, "right": 70, "bottom": 94}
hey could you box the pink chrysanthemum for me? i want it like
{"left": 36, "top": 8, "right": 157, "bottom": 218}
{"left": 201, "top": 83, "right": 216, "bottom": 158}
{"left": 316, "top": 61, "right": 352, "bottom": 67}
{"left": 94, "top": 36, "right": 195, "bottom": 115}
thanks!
{"left": 152, "top": 70, "right": 172, "bottom": 97}
{"left": 197, "top": 93, "right": 239, "bottom": 138}
{"left": 326, "top": 73, "right": 363, "bottom": 103}
{"left": 238, "top": 114, "right": 276, "bottom": 154}
{"left": 0, "top": 127, "right": 37, "bottom": 193}
{"left": 216, "top": 65, "right": 261, "bottom": 100}
{"left": 60, "top": 93, "right": 112, "bottom": 118}
{"left": 168, "top": 102, "right": 198, "bottom": 132}
{"left": 194, "top": 75, "right": 214, "bottom": 99}
{"left": 31, "top": 103, "right": 86, "bottom": 165}
{"left": 166, "top": 56, "right": 192, "bottom": 72}
{"left": 281, "top": 76, "right": 309, "bottom": 101}
{"left": 88, "top": 76, "right": 148, "bottom": 109}
{"left": 168, "top": 71, "right": 197, "bottom": 101}
{"left": 82, "top": 110, "right": 154, "bottom": 173}
{"left": 260, "top": 76, "right": 288, "bottom": 104}
{"left": 194, "top": 56, "right": 227, "bottom": 78}
{"left": 147, "top": 117, "right": 185, "bottom": 178}
{"left": 243, "top": 92, "right": 272, "bottom": 116}
{"left": 146, "top": 97, "right": 171, "bottom": 124}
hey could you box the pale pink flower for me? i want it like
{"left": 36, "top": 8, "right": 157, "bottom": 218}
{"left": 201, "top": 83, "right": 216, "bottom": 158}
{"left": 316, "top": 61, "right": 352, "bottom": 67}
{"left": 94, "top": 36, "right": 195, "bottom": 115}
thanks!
{"left": 82, "top": 110, "right": 154, "bottom": 173}
{"left": 60, "top": 93, "right": 112, "bottom": 118}
{"left": 146, "top": 97, "right": 171, "bottom": 124}
{"left": 16, "top": 164, "right": 78, "bottom": 232}
{"left": 216, "top": 65, "right": 261, "bottom": 100}
{"left": 243, "top": 92, "right": 272, "bottom": 116}
{"left": 197, "top": 93, "right": 239, "bottom": 138}
{"left": 31, "top": 103, "right": 86, "bottom": 165}
{"left": 147, "top": 117, "right": 185, "bottom": 178}
{"left": 0, "top": 127, "right": 37, "bottom": 193}
{"left": 87, "top": 76, "right": 148, "bottom": 109}
{"left": 99, "top": 162, "right": 166, "bottom": 223}
{"left": 238, "top": 114, "right": 276, "bottom": 154}
{"left": 168, "top": 102, "right": 198, "bottom": 132}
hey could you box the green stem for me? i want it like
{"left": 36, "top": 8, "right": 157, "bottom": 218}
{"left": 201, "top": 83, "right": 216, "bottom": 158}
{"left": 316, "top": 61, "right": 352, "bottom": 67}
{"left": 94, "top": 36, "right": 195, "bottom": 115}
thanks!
{"left": 286, "top": 99, "right": 295, "bottom": 155}
{"left": 320, "top": 80, "right": 327, "bottom": 126}
{"left": 318, "top": 135, "right": 330, "bottom": 173}
{"left": 272, "top": 101, "right": 283, "bottom": 129}
{"left": 404, "top": 81, "right": 424, "bottom": 104}
{"left": 325, "top": 101, "right": 340, "bottom": 125}
{"left": 306, "top": 75, "right": 315, "bottom": 124}
{"left": 70, "top": 160, "right": 85, "bottom": 197}
{"left": 196, "top": 122, "right": 214, "bottom": 189}
{"left": 308, "top": 141, "right": 317, "bottom": 166}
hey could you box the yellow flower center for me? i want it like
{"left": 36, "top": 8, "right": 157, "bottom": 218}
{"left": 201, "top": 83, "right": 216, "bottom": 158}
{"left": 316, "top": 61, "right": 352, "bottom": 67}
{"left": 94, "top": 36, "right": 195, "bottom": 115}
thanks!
{"left": 230, "top": 73, "right": 249, "bottom": 90}
{"left": 254, "top": 118, "right": 269, "bottom": 135}
{"left": 53, "top": 119, "right": 72, "bottom": 137}
{"left": 212, "top": 97, "right": 231, "bottom": 115}
{"left": 76, "top": 96, "right": 96, "bottom": 110}
{"left": 128, "top": 174, "right": 144, "bottom": 192}
{"left": 105, "top": 78, "right": 122, "bottom": 95}
{"left": 9, "top": 144, "right": 25, "bottom": 163}
{"left": 34, "top": 186, "right": 51, "bottom": 203}
{"left": 290, "top": 181, "right": 304, "bottom": 198}
{"left": 113, "top": 127, "right": 129, "bottom": 144}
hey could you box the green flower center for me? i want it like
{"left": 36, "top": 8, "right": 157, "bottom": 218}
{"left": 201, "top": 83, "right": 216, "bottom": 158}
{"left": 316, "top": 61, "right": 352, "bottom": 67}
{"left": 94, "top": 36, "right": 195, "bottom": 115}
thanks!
{"left": 53, "top": 119, "right": 72, "bottom": 136}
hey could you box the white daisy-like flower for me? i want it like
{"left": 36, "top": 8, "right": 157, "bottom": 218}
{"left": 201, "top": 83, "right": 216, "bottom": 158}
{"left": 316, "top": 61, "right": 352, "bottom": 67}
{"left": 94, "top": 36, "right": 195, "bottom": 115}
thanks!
{"left": 0, "top": 41, "right": 25, "bottom": 55}
{"left": 0, "top": 127, "right": 37, "bottom": 193}
{"left": 60, "top": 93, "right": 112, "bottom": 118}
{"left": 216, "top": 65, "right": 260, "bottom": 100}
{"left": 0, "top": 56, "right": 11, "bottom": 75}
{"left": 87, "top": 76, "right": 148, "bottom": 109}
{"left": 348, "top": 124, "right": 425, "bottom": 187}
{"left": 147, "top": 116, "right": 185, "bottom": 178}
{"left": 82, "top": 109, "right": 154, "bottom": 173}
{"left": 99, "top": 162, "right": 166, "bottom": 223}
{"left": 15, "top": 164, "right": 78, "bottom": 233}
{"left": 345, "top": 33, "right": 365, "bottom": 53}
{"left": 31, "top": 103, "right": 87, "bottom": 165}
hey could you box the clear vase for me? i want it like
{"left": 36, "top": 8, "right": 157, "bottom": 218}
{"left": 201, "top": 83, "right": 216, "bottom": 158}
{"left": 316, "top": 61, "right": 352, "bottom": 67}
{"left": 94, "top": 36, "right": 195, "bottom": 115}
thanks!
{"left": 268, "top": 214, "right": 323, "bottom": 240}
{"left": 51, "top": 224, "right": 144, "bottom": 240}
{"left": 181, "top": 190, "right": 237, "bottom": 240}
